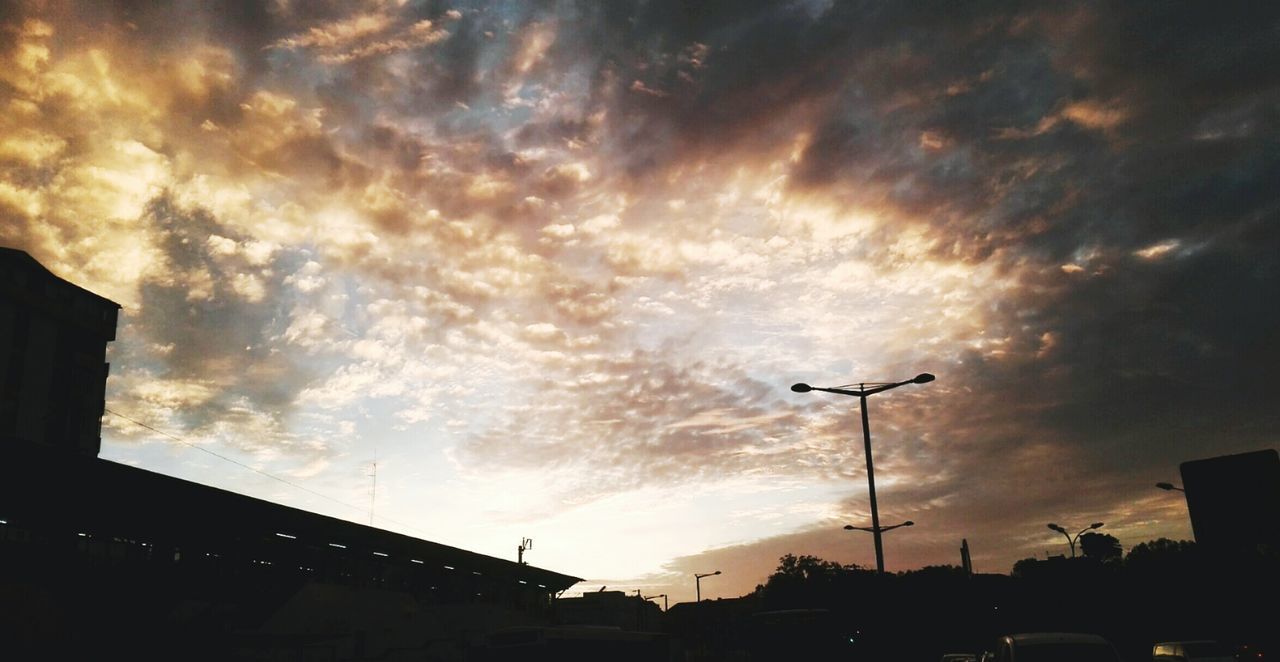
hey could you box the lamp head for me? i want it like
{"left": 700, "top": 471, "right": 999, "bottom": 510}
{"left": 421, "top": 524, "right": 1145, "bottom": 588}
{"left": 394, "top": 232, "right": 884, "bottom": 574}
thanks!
{"left": 902, "top": 521, "right": 914, "bottom": 527}
{"left": 1090, "top": 522, "right": 1104, "bottom": 529}
{"left": 1047, "top": 523, "right": 1064, "bottom": 532}
{"left": 1156, "top": 482, "right": 1175, "bottom": 491}
{"left": 713, "top": 570, "right": 721, "bottom": 575}
{"left": 843, "top": 524, "right": 855, "bottom": 530}
{"left": 791, "top": 383, "right": 812, "bottom": 393}
{"left": 912, "top": 373, "right": 936, "bottom": 384}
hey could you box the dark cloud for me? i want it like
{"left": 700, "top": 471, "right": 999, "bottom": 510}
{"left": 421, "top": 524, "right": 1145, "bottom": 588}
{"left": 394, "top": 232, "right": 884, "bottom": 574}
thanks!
{"left": 124, "top": 194, "right": 316, "bottom": 436}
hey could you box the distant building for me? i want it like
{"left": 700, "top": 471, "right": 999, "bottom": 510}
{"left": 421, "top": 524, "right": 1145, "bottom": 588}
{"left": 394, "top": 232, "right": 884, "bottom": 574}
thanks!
{"left": 0, "top": 247, "right": 119, "bottom": 455}
{"left": 555, "top": 589, "right": 663, "bottom": 631}
{"left": 1179, "top": 448, "right": 1280, "bottom": 555}
{"left": 0, "top": 247, "right": 583, "bottom": 660}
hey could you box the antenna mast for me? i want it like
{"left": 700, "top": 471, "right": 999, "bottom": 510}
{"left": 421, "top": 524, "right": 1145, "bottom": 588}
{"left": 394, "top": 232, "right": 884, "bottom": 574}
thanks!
{"left": 518, "top": 537, "right": 533, "bottom": 564}
{"left": 369, "top": 449, "right": 377, "bottom": 526}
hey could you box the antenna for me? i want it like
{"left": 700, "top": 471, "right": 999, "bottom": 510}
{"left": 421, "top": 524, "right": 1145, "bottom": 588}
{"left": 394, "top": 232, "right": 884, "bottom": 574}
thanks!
{"left": 368, "top": 448, "right": 378, "bottom": 526}
{"left": 518, "top": 537, "right": 533, "bottom": 564}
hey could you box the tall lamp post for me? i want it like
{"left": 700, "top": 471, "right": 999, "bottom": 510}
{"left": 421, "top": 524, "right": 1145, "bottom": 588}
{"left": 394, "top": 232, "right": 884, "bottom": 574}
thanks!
{"left": 644, "top": 594, "right": 669, "bottom": 611}
{"left": 695, "top": 571, "right": 720, "bottom": 602}
{"left": 845, "top": 520, "right": 914, "bottom": 534}
{"left": 1046, "top": 521, "right": 1103, "bottom": 558}
{"left": 792, "top": 373, "right": 935, "bottom": 573}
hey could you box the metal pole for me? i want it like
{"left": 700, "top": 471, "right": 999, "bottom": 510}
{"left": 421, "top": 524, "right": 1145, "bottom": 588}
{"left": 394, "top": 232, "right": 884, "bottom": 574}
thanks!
{"left": 1070, "top": 527, "right": 1092, "bottom": 558}
{"left": 1053, "top": 529, "right": 1074, "bottom": 558}
{"left": 860, "top": 392, "right": 885, "bottom": 574}
{"left": 696, "top": 576, "right": 701, "bottom": 602}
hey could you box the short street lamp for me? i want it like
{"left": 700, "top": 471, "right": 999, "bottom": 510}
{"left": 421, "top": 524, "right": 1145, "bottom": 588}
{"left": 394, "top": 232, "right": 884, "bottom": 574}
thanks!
{"left": 1047, "top": 521, "right": 1103, "bottom": 558}
{"left": 644, "top": 594, "right": 669, "bottom": 611}
{"left": 845, "top": 520, "right": 914, "bottom": 534}
{"left": 792, "top": 373, "right": 935, "bottom": 573}
{"left": 695, "top": 571, "right": 720, "bottom": 602}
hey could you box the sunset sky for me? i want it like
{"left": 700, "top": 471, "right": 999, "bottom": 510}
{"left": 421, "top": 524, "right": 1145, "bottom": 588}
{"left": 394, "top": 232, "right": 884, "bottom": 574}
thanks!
{"left": 3, "top": 1, "right": 1278, "bottom": 603}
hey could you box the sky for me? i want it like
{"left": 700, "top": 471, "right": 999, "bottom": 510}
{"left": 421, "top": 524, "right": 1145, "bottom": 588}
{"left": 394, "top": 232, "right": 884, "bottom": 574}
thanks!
{"left": 2, "top": 0, "right": 1278, "bottom": 604}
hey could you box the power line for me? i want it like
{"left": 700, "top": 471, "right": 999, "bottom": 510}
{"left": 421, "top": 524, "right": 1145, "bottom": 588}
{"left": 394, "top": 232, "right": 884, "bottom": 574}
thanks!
{"left": 104, "top": 407, "right": 430, "bottom": 538}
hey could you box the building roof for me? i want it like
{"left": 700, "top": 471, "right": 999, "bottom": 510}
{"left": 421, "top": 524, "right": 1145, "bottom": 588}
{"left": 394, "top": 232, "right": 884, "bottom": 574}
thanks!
{"left": 0, "top": 247, "right": 121, "bottom": 339}
{"left": 0, "top": 247, "right": 121, "bottom": 308}
{"left": 0, "top": 442, "right": 583, "bottom": 592}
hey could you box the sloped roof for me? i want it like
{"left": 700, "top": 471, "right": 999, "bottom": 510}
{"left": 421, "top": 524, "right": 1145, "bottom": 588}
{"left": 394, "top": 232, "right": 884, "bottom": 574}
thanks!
{"left": 0, "top": 442, "right": 583, "bottom": 592}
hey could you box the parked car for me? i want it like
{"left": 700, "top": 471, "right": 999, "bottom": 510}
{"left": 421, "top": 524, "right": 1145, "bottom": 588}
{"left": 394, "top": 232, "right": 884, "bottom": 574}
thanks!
{"left": 1153, "top": 641, "right": 1236, "bottom": 662}
{"left": 992, "top": 632, "right": 1123, "bottom": 662}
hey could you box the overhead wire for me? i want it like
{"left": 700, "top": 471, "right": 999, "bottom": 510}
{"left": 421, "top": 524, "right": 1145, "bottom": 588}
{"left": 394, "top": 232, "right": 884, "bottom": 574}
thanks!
{"left": 104, "top": 406, "right": 432, "bottom": 538}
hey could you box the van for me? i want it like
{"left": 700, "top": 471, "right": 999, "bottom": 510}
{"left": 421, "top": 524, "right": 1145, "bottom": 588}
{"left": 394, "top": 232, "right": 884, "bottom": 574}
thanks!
{"left": 993, "top": 633, "right": 1123, "bottom": 662}
{"left": 1153, "top": 641, "right": 1235, "bottom": 662}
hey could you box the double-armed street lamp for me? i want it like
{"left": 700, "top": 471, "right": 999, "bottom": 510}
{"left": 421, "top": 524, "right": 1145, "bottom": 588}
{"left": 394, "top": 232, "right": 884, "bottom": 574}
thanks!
{"left": 694, "top": 570, "right": 720, "bottom": 602}
{"left": 1047, "top": 521, "right": 1103, "bottom": 558}
{"left": 845, "top": 520, "right": 914, "bottom": 534}
{"left": 792, "top": 373, "right": 935, "bottom": 573}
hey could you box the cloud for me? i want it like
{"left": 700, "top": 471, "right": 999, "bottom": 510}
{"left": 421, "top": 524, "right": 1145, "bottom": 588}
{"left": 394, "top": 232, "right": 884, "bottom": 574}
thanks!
{"left": 273, "top": 12, "right": 395, "bottom": 51}
{"left": 455, "top": 351, "right": 817, "bottom": 499}
{"left": 4, "top": 0, "right": 1277, "bottom": 590}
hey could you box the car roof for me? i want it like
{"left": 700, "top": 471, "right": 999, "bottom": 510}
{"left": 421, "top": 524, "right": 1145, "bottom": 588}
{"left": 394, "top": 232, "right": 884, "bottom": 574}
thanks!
{"left": 1007, "top": 633, "right": 1112, "bottom": 645}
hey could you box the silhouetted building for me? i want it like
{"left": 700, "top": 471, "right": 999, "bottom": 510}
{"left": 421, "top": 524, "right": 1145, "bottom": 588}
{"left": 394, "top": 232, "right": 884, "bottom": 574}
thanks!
{"left": 1179, "top": 448, "right": 1280, "bottom": 555}
{"left": 665, "top": 596, "right": 762, "bottom": 661}
{"left": 0, "top": 247, "right": 583, "bottom": 660}
{"left": 0, "top": 443, "right": 583, "bottom": 659}
{"left": 0, "top": 247, "right": 119, "bottom": 455}
{"left": 556, "top": 589, "right": 663, "bottom": 631}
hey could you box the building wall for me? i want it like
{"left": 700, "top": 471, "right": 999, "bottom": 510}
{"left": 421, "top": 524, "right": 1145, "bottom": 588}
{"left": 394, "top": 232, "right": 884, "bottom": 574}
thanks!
{"left": 0, "top": 248, "right": 118, "bottom": 456}
{"left": 1180, "top": 448, "right": 1280, "bottom": 554}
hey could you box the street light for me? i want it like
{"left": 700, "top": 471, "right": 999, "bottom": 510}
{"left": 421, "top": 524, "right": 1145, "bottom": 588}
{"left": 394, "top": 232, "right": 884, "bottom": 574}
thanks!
{"left": 1155, "top": 482, "right": 1185, "bottom": 492}
{"left": 791, "top": 373, "right": 935, "bottom": 573}
{"left": 644, "top": 594, "right": 669, "bottom": 611}
{"left": 694, "top": 571, "right": 720, "bottom": 602}
{"left": 1046, "top": 521, "right": 1103, "bottom": 558}
{"left": 845, "top": 520, "right": 914, "bottom": 534}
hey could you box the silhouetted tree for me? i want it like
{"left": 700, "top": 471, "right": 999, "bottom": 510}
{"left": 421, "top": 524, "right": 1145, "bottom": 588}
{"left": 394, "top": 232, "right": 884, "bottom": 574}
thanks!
{"left": 770, "top": 553, "right": 853, "bottom": 580}
{"left": 899, "top": 564, "right": 967, "bottom": 579}
{"left": 1124, "top": 538, "right": 1195, "bottom": 569}
{"left": 758, "top": 554, "right": 865, "bottom": 610}
{"left": 1079, "top": 532, "right": 1122, "bottom": 562}
{"left": 1011, "top": 557, "right": 1040, "bottom": 578}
